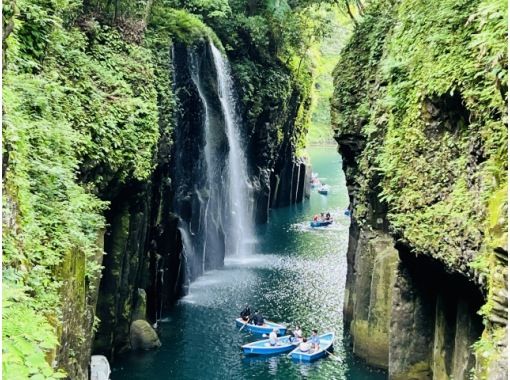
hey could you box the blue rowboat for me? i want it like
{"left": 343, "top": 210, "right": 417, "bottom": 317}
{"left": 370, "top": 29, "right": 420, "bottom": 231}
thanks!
{"left": 310, "top": 220, "right": 333, "bottom": 228}
{"left": 290, "top": 332, "right": 335, "bottom": 362}
{"left": 235, "top": 318, "right": 287, "bottom": 336}
{"left": 242, "top": 335, "right": 299, "bottom": 355}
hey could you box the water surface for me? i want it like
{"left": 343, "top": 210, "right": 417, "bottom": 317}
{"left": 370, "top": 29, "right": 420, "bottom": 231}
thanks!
{"left": 112, "top": 146, "right": 386, "bottom": 380}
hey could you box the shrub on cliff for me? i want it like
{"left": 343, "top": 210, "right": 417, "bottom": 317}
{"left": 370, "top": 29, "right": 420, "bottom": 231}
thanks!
{"left": 3, "top": 0, "right": 160, "bottom": 376}
{"left": 331, "top": 0, "right": 507, "bottom": 375}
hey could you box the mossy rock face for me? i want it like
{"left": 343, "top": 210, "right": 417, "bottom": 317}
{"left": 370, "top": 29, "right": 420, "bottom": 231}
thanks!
{"left": 351, "top": 320, "right": 389, "bottom": 369}
{"left": 133, "top": 289, "right": 148, "bottom": 321}
{"left": 332, "top": 0, "right": 507, "bottom": 271}
{"left": 130, "top": 320, "right": 162, "bottom": 351}
{"left": 347, "top": 229, "right": 398, "bottom": 369}
{"left": 333, "top": 0, "right": 507, "bottom": 377}
{"left": 391, "top": 361, "right": 432, "bottom": 380}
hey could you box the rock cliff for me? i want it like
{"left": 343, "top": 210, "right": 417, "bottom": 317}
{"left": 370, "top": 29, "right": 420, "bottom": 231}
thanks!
{"left": 331, "top": 0, "right": 507, "bottom": 378}
{"left": 92, "top": 9, "right": 313, "bottom": 366}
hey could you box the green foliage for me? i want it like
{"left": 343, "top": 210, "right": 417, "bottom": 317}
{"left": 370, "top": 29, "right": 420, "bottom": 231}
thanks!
{"left": 332, "top": 0, "right": 507, "bottom": 375}
{"left": 179, "top": 0, "right": 231, "bottom": 19}
{"left": 83, "top": 0, "right": 151, "bottom": 23}
{"left": 307, "top": 6, "right": 351, "bottom": 144}
{"left": 148, "top": 7, "right": 223, "bottom": 48}
{"left": 3, "top": 283, "right": 67, "bottom": 380}
{"left": 55, "top": 24, "right": 160, "bottom": 188}
{"left": 3, "top": 0, "right": 161, "bottom": 376}
{"left": 332, "top": 0, "right": 507, "bottom": 266}
{"left": 472, "top": 326, "right": 507, "bottom": 379}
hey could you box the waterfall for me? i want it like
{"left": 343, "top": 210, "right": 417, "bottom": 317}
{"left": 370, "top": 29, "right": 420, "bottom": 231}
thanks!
{"left": 174, "top": 41, "right": 254, "bottom": 282}
{"left": 189, "top": 52, "right": 217, "bottom": 273}
{"left": 209, "top": 42, "right": 254, "bottom": 255}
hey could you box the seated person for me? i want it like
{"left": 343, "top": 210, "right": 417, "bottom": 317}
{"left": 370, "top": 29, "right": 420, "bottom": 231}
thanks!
{"left": 325, "top": 213, "right": 331, "bottom": 221}
{"left": 269, "top": 328, "right": 278, "bottom": 346}
{"left": 299, "top": 338, "right": 311, "bottom": 352}
{"left": 252, "top": 310, "right": 264, "bottom": 326}
{"left": 240, "top": 304, "right": 251, "bottom": 321}
{"left": 293, "top": 325, "right": 303, "bottom": 342}
{"left": 310, "top": 329, "right": 320, "bottom": 351}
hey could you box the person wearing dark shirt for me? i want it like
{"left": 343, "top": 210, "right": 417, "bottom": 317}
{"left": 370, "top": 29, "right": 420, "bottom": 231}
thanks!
{"left": 240, "top": 304, "right": 251, "bottom": 321}
{"left": 252, "top": 310, "right": 264, "bottom": 326}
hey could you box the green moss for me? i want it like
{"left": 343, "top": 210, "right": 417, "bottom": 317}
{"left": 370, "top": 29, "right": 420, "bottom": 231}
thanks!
{"left": 332, "top": 0, "right": 507, "bottom": 267}
{"left": 2, "top": 1, "right": 161, "bottom": 376}
{"left": 472, "top": 326, "right": 507, "bottom": 379}
{"left": 470, "top": 183, "right": 508, "bottom": 378}
{"left": 332, "top": 0, "right": 507, "bottom": 376}
{"left": 351, "top": 320, "right": 389, "bottom": 369}
{"left": 148, "top": 8, "right": 223, "bottom": 49}
{"left": 392, "top": 361, "right": 432, "bottom": 380}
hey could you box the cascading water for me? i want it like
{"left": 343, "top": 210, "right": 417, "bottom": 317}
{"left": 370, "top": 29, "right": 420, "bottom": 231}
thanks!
{"left": 173, "top": 41, "right": 254, "bottom": 282}
{"left": 209, "top": 42, "right": 254, "bottom": 255}
{"left": 189, "top": 51, "right": 223, "bottom": 273}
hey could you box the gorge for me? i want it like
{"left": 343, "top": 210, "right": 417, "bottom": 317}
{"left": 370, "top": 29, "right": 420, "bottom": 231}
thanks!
{"left": 2, "top": 0, "right": 507, "bottom": 379}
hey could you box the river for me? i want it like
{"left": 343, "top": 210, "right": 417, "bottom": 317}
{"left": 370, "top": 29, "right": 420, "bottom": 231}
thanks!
{"left": 111, "top": 145, "right": 386, "bottom": 379}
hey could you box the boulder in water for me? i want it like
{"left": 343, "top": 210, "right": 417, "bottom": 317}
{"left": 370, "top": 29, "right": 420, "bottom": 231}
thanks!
{"left": 130, "top": 320, "right": 162, "bottom": 350}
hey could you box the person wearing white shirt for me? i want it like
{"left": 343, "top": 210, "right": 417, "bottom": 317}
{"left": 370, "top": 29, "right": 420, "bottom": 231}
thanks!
{"left": 269, "top": 328, "right": 278, "bottom": 346}
{"left": 299, "top": 337, "right": 311, "bottom": 352}
{"left": 293, "top": 325, "right": 303, "bottom": 342}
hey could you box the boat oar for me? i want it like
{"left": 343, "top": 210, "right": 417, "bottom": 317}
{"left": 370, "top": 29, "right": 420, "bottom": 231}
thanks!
{"left": 239, "top": 320, "right": 249, "bottom": 332}
{"left": 325, "top": 350, "right": 341, "bottom": 362}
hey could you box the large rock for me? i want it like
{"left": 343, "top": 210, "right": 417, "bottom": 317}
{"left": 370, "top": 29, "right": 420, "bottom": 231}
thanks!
{"left": 130, "top": 320, "right": 162, "bottom": 350}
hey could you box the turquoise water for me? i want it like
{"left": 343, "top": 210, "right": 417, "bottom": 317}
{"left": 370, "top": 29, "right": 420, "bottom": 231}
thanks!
{"left": 111, "top": 146, "right": 386, "bottom": 380}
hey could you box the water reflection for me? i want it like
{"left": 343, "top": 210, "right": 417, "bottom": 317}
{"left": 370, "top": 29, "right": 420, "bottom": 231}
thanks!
{"left": 111, "top": 146, "right": 387, "bottom": 380}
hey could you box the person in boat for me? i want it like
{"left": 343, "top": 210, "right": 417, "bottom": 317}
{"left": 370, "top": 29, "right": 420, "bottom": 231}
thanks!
{"left": 325, "top": 212, "right": 332, "bottom": 221}
{"left": 288, "top": 324, "right": 303, "bottom": 343}
{"left": 320, "top": 212, "right": 325, "bottom": 221}
{"left": 299, "top": 337, "right": 311, "bottom": 352}
{"left": 313, "top": 215, "right": 319, "bottom": 222}
{"left": 293, "top": 325, "right": 303, "bottom": 341}
{"left": 269, "top": 328, "right": 278, "bottom": 346}
{"left": 252, "top": 310, "right": 264, "bottom": 326}
{"left": 240, "top": 304, "right": 251, "bottom": 322}
{"left": 310, "top": 329, "right": 320, "bottom": 351}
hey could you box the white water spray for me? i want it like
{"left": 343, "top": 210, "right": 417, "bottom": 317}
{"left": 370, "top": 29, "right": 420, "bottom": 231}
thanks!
{"left": 210, "top": 42, "right": 254, "bottom": 255}
{"left": 189, "top": 52, "right": 215, "bottom": 273}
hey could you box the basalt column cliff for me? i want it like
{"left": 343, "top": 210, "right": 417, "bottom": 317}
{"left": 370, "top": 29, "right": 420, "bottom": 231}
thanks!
{"left": 331, "top": 0, "right": 507, "bottom": 378}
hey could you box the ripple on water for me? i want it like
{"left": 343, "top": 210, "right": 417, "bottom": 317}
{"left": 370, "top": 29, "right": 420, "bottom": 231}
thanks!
{"left": 111, "top": 146, "right": 387, "bottom": 380}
